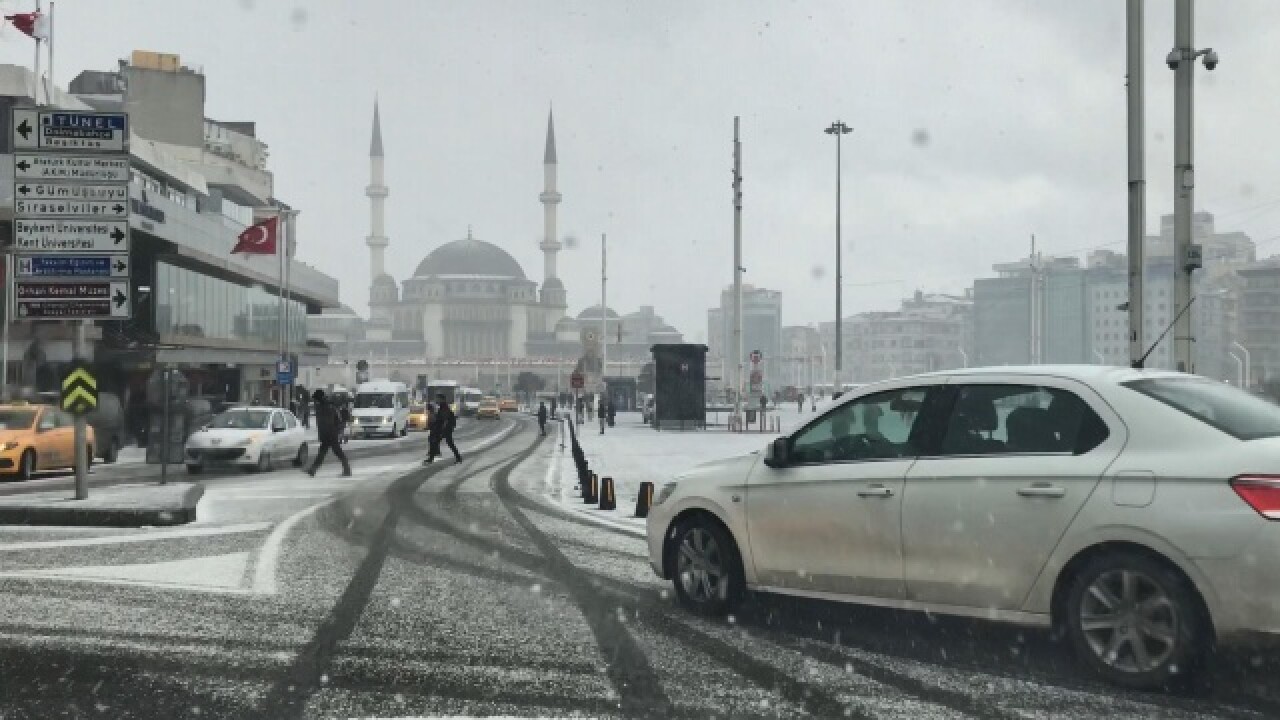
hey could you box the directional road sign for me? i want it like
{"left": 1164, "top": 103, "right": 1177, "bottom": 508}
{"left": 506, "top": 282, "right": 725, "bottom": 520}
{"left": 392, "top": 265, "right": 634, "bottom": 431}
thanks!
{"left": 13, "top": 281, "right": 130, "bottom": 321}
{"left": 60, "top": 362, "right": 99, "bottom": 416}
{"left": 16, "top": 181, "right": 129, "bottom": 202}
{"left": 12, "top": 108, "right": 132, "bottom": 323}
{"left": 14, "top": 219, "right": 128, "bottom": 253}
{"left": 12, "top": 109, "right": 128, "bottom": 152}
{"left": 14, "top": 197, "right": 128, "bottom": 218}
{"left": 16, "top": 255, "right": 129, "bottom": 278}
{"left": 14, "top": 153, "right": 131, "bottom": 182}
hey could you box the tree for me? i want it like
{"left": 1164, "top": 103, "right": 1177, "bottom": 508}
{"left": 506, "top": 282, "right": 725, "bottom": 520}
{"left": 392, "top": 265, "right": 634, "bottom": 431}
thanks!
{"left": 514, "top": 371, "right": 545, "bottom": 403}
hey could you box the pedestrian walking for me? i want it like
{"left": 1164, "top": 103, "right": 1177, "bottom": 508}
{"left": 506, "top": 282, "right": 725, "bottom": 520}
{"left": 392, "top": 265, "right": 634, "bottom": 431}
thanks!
{"left": 307, "top": 389, "right": 351, "bottom": 477}
{"left": 425, "top": 393, "right": 463, "bottom": 464}
{"left": 575, "top": 396, "right": 585, "bottom": 425}
{"left": 759, "top": 394, "right": 768, "bottom": 431}
{"left": 797, "top": 394, "right": 805, "bottom": 414}
{"left": 300, "top": 392, "right": 311, "bottom": 429}
{"left": 607, "top": 399, "right": 616, "bottom": 428}
{"left": 587, "top": 397, "right": 595, "bottom": 422}
{"left": 598, "top": 396, "right": 607, "bottom": 434}
{"left": 537, "top": 401, "right": 548, "bottom": 436}
{"left": 550, "top": 398, "right": 558, "bottom": 419}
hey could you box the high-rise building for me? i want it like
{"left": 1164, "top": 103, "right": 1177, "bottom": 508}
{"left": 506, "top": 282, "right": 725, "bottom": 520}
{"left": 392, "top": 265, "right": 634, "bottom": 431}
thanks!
{"left": 706, "top": 285, "right": 782, "bottom": 392}
{"left": 824, "top": 290, "right": 972, "bottom": 382}
{"left": 970, "top": 213, "right": 1252, "bottom": 380}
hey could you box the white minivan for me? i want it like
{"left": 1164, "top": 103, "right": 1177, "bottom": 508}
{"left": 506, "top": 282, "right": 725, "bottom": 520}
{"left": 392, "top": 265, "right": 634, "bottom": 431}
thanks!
{"left": 352, "top": 380, "right": 411, "bottom": 438}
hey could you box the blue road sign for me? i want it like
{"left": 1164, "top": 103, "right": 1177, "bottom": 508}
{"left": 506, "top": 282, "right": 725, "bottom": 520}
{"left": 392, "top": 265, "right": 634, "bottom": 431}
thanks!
{"left": 17, "top": 254, "right": 129, "bottom": 278}
{"left": 276, "top": 358, "right": 293, "bottom": 385}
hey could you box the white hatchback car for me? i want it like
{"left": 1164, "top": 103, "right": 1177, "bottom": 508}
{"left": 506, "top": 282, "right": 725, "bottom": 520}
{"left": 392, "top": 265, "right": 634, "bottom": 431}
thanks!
{"left": 647, "top": 366, "right": 1280, "bottom": 689}
{"left": 185, "top": 406, "right": 310, "bottom": 473}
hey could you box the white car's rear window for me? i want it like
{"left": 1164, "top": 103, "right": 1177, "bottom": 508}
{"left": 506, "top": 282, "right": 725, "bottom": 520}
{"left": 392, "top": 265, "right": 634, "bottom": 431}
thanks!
{"left": 1124, "top": 378, "right": 1280, "bottom": 440}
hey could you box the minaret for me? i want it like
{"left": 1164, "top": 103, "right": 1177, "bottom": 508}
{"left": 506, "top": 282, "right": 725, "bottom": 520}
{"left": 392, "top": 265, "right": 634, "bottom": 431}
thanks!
{"left": 538, "top": 108, "right": 567, "bottom": 323}
{"left": 366, "top": 100, "right": 389, "bottom": 283}
{"left": 539, "top": 108, "right": 562, "bottom": 287}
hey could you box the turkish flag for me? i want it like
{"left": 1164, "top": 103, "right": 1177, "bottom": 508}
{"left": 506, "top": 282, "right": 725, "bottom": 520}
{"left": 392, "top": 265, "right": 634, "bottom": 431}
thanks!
{"left": 5, "top": 12, "right": 47, "bottom": 40}
{"left": 232, "top": 217, "right": 279, "bottom": 255}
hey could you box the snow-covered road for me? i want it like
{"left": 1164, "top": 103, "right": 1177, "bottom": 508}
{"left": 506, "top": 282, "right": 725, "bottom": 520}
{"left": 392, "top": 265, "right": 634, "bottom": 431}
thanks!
{"left": 0, "top": 414, "right": 1275, "bottom": 719}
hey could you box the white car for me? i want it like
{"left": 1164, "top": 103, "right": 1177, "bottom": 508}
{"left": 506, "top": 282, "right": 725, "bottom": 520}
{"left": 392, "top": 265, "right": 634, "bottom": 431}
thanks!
{"left": 648, "top": 365, "right": 1280, "bottom": 690}
{"left": 185, "top": 406, "right": 310, "bottom": 473}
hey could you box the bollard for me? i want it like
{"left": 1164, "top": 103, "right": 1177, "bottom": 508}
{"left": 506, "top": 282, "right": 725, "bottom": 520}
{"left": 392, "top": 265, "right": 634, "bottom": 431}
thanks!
{"left": 635, "top": 481, "right": 654, "bottom": 518}
{"left": 584, "top": 472, "right": 599, "bottom": 504}
{"left": 599, "top": 476, "right": 617, "bottom": 511}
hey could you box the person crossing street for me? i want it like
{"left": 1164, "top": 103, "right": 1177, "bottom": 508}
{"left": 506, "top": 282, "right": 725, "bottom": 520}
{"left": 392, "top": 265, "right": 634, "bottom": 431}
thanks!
{"left": 307, "top": 389, "right": 351, "bottom": 477}
{"left": 537, "top": 401, "right": 548, "bottom": 436}
{"left": 424, "top": 393, "right": 463, "bottom": 464}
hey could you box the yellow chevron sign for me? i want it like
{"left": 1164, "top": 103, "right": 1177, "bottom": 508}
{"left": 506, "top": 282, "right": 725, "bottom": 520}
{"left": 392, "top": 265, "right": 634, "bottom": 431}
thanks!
{"left": 61, "top": 363, "right": 98, "bottom": 415}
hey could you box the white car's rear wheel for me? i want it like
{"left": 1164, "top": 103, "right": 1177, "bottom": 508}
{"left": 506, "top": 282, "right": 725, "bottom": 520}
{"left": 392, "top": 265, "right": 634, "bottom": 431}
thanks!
{"left": 1065, "top": 551, "right": 1207, "bottom": 690}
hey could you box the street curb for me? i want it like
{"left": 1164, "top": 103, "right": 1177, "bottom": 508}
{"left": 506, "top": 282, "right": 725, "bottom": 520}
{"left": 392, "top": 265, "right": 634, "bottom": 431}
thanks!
{"left": 0, "top": 482, "right": 205, "bottom": 528}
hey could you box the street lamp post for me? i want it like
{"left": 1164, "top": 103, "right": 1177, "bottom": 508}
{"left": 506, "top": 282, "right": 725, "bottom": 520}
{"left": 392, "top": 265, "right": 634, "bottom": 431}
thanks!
{"left": 824, "top": 120, "right": 852, "bottom": 390}
{"left": 1232, "top": 340, "right": 1251, "bottom": 389}
{"left": 1230, "top": 350, "right": 1244, "bottom": 388}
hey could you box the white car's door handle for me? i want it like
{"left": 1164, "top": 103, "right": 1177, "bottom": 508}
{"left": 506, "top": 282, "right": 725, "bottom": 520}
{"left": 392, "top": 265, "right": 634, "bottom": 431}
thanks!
{"left": 857, "top": 485, "right": 894, "bottom": 498}
{"left": 1018, "top": 484, "right": 1066, "bottom": 498}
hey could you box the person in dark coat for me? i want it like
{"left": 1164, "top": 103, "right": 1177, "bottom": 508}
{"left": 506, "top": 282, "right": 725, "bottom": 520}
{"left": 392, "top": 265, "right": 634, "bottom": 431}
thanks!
{"left": 307, "top": 389, "right": 351, "bottom": 477}
{"left": 607, "top": 399, "right": 616, "bottom": 427}
{"left": 575, "top": 396, "right": 585, "bottom": 425}
{"left": 425, "top": 393, "right": 462, "bottom": 464}
{"left": 297, "top": 386, "right": 311, "bottom": 429}
{"left": 537, "top": 401, "right": 548, "bottom": 436}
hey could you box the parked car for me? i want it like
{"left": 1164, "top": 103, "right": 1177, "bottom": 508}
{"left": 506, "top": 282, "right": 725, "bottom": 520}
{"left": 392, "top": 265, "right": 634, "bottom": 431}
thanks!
{"left": 0, "top": 403, "right": 97, "bottom": 480}
{"left": 184, "top": 406, "right": 309, "bottom": 473}
{"left": 35, "top": 390, "right": 125, "bottom": 463}
{"left": 647, "top": 365, "right": 1280, "bottom": 690}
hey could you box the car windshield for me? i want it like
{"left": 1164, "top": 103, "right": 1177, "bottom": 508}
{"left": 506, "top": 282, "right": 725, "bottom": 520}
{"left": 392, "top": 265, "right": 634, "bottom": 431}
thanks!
{"left": 355, "top": 393, "right": 393, "bottom": 409}
{"left": 1125, "top": 377, "right": 1280, "bottom": 440}
{"left": 0, "top": 409, "right": 37, "bottom": 430}
{"left": 208, "top": 410, "right": 271, "bottom": 430}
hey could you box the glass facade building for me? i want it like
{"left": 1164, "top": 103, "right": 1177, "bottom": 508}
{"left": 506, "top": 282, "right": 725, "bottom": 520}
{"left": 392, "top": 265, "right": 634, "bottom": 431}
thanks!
{"left": 155, "top": 261, "right": 307, "bottom": 349}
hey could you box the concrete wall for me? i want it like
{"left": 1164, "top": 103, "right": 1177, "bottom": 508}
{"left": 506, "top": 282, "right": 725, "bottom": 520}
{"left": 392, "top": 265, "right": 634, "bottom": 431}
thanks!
{"left": 124, "top": 65, "right": 205, "bottom": 148}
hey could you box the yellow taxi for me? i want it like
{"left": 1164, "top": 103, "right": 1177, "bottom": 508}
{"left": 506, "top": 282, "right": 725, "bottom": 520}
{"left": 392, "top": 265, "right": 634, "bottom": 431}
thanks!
{"left": 499, "top": 397, "right": 519, "bottom": 413}
{"left": 0, "top": 403, "right": 97, "bottom": 481}
{"left": 477, "top": 397, "right": 501, "bottom": 419}
{"left": 407, "top": 403, "right": 431, "bottom": 431}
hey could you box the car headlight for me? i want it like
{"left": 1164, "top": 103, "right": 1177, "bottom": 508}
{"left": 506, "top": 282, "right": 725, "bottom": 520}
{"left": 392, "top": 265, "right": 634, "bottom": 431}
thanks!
{"left": 654, "top": 482, "right": 679, "bottom": 506}
{"left": 1, "top": 441, "right": 19, "bottom": 451}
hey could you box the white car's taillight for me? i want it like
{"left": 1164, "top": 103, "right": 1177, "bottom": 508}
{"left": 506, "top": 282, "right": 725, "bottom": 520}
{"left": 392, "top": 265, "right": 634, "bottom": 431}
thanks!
{"left": 1230, "top": 475, "right": 1280, "bottom": 520}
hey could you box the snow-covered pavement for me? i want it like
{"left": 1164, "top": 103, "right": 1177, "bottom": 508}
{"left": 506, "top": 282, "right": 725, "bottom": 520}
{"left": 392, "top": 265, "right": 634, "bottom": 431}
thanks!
{"left": 541, "top": 408, "right": 813, "bottom": 533}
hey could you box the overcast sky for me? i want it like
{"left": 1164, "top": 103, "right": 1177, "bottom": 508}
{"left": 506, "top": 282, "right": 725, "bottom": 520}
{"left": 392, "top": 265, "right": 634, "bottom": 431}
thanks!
{"left": 5, "top": 0, "right": 1280, "bottom": 340}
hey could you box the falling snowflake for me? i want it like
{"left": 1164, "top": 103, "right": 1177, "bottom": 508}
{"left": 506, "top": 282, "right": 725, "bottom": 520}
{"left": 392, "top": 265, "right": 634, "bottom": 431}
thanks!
{"left": 390, "top": 597, "right": 402, "bottom": 608}
{"left": 531, "top": 583, "right": 542, "bottom": 594}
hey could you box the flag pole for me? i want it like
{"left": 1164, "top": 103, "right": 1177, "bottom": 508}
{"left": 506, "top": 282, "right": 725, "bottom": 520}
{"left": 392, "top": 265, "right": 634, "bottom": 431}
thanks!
{"left": 278, "top": 212, "right": 285, "bottom": 409}
{"left": 32, "top": 0, "right": 42, "bottom": 105}
{"left": 45, "top": 1, "right": 53, "bottom": 103}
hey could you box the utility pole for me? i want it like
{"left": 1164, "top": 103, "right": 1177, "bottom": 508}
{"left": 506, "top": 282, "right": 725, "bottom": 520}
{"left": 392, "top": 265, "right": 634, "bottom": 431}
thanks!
{"left": 600, "top": 232, "right": 607, "bottom": 397}
{"left": 1127, "top": 0, "right": 1146, "bottom": 368}
{"left": 732, "top": 117, "right": 744, "bottom": 425}
{"left": 1169, "top": 0, "right": 1216, "bottom": 372}
{"left": 1029, "top": 235, "right": 1043, "bottom": 364}
{"left": 825, "top": 120, "right": 852, "bottom": 389}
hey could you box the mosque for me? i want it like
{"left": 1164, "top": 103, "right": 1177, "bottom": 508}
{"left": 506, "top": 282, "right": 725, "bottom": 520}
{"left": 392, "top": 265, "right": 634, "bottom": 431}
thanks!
{"left": 328, "top": 103, "right": 682, "bottom": 365}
